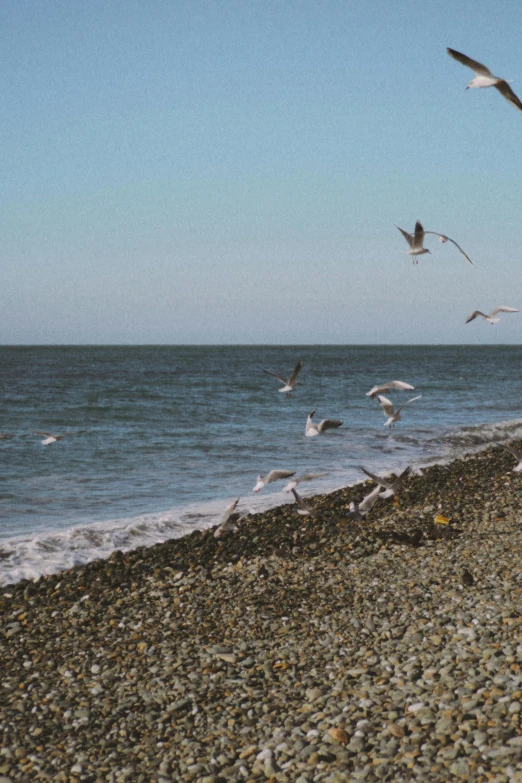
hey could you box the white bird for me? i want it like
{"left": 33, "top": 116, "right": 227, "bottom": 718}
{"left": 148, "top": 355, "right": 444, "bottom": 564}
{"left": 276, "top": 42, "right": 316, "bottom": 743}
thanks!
{"left": 253, "top": 469, "right": 296, "bottom": 493}
{"left": 499, "top": 444, "right": 522, "bottom": 472}
{"left": 396, "top": 221, "right": 431, "bottom": 264}
{"left": 396, "top": 221, "right": 474, "bottom": 265}
{"left": 377, "top": 395, "right": 421, "bottom": 428}
{"left": 305, "top": 410, "right": 343, "bottom": 437}
{"left": 31, "top": 430, "right": 88, "bottom": 445}
{"left": 366, "top": 380, "right": 414, "bottom": 400}
{"left": 284, "top": 472, "right": 328, "bottom": 492}
{"left": 263, "top": 360, "right": 303, "bottom": 394}
{"left": 466, "top": 306, "right": 519, "bottom": 325}
{"left": 291, "top": 488, "right": 321, "bottom": 519}
{"left": 447, "top": 48, "right": 522, "bottom": 112}
{"left": 360, "top": 465, "right": 413, "bottom": 498}
{"left": 346, "top": 485, "right": 382, "bottom": 521}
{"left": 214, "top": 498, "right": 242, "bottom": 538}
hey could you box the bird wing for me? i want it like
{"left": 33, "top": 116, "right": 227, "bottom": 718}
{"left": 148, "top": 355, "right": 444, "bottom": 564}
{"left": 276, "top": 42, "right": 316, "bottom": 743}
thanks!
{"left": 32, "top": 430, "right": 54, "bottom": 437}
{"left": 366, "top": 384, "right": 384, "bottom": 397}
{"left": 358, "top": 485, "right": 381, "bottom": 512}
{"left": 465, "top": 310, "right": 486, "bottom": 323}
{"left": 501, "top": 444, "right": 522, "bottom": 461}
{"left": 413, "top": 221, "right": 425, "bottom": 250}
{"left": 291, "top": 488, "right": 309, "bottom": 510}
{"left": 446, "top": 48, "right": 492, "bottom": 76}
{"left": 377, "top": 395, "right": 395, "bottom": 416}
{"left": 296, "top": 472, "right": 328, "bottom": 483}
{"left": 490, "top": 306, "right": 519, "bottom": 317}
{"left": 221, "top": 498, "right": 240, "bottom": 524}
{"left": 265, "top": 469, "right": 296, "bottom": 484}
{"left": 395, "top": 225, "right": 413, "bottom": 248}
{"left": 424, "top": 231, "right": 474, "bottom": 265}
{"left": 317, "top": 418, "right": 343, "bottom": 432}
{"left": 288, "top": 360, "right": 303, "bottom": 386}
{"left": 495, "top": 80, "right": 522, "bottom": 111}
{"left": 360, "top": 465, "right": 394, "bottom": 490}
{"left": 387, "top": 380, "right": 415, "bottom": 391}
{"left": 263, "top": 369, "right": 287, "bottom": 384}
{"left": 396, "top": 395, "right": 422, "bottom": 414}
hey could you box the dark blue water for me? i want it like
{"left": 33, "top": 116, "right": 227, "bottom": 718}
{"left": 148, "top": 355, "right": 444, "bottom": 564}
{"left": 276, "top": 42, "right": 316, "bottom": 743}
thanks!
{"left": 1, "top": 345, "right": 521, "bottom": 583}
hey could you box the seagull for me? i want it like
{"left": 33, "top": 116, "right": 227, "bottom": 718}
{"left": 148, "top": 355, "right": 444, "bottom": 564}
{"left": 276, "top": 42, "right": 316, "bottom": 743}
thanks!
{"left": 366, "top": 380, "right": 414, "bottom": 400}
{"left": 377, "top": 395, "right": 422, "bottom": 428}
{"left": 291, "top": 488, "right": 321, "bottom": 519}
{"left": 346, "top": 485, "right": 382, "bottom": 521}
{"left": 499, "top": 443, "right": 522, "bottom": 472}
{"left": 305, "top": 410, "right": 343, "bottom": 437}
{"left": 360, "top": 465, "right": 413, "bottom": 498}
{"left": 447, "top": 48, "right": 522, "bottom": 112}
{"left": 214, "top": 498, "right": 242, "bottom": 538}
{"left": 466, "top": 306, "right": 519, "bottom": 325}
{"left": 396, "top": 221, "right": 474, "bottom": 265}
{"left": 263, "top": 360, "right": 303, "bottom": 394}
{"left": 253, "top": 469, "right": 296, "bottom": 493}
{"left": 31, "top": 430, "right": 88, "bottom": 445}
{"left": 284, "top": 472, "right": 329, "bottom": 492}
{"left": 396, "top": 221, "right": 431, "bottom": 264}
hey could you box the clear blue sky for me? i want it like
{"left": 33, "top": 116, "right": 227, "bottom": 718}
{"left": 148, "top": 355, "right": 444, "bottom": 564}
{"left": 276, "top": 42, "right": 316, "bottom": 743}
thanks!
{"left": 2, "top": 0, "right": 522, "bottom": 344}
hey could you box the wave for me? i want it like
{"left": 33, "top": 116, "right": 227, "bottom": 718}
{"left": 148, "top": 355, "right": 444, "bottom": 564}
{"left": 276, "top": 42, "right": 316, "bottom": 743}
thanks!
{"left": 431, "top": 418, "right": 522, "bottom": 449}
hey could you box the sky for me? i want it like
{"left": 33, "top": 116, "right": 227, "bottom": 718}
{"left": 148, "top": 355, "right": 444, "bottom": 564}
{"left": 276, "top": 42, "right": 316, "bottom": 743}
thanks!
{"left": 2, "top": 0, "right": 522, "bottom": 345}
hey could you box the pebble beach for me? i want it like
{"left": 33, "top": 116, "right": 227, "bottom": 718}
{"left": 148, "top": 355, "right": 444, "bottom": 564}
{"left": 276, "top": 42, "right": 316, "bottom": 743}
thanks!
{"left": 2, "top": 444, "right": 522, "bottom": 783}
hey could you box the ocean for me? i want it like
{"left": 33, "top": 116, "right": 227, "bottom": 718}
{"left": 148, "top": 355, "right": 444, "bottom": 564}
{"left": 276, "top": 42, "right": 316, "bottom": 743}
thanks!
{"left": 1, "top": 344, "right": 522, "bottom": 585}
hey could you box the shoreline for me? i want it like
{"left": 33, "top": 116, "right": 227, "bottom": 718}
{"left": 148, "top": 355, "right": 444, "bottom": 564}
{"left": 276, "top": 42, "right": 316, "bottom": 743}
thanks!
{"left": 2, "top": 443, "right": 522, "bottom": 781}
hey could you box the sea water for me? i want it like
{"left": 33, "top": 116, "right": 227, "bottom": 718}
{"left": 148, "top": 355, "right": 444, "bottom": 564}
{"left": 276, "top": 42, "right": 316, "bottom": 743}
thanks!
{"left": 1, "top": 344, "right": 521, "bottom": 584}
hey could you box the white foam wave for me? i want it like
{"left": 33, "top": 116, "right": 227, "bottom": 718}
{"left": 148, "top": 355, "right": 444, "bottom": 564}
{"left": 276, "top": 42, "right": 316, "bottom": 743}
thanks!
{"left": 434, "top": 418, "right": 522, "bottom": 449}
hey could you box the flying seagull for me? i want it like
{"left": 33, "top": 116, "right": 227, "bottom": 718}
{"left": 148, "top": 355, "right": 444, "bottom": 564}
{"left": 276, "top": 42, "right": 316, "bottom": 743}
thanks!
{"left": 447, "top": 48, "right": 522, "bottom": 112}
{"left": 263, "top": 360, "right": 303, "bottom": 394}
{"left": 499, "top": 443, "right": 522, "bottom": 472}
{"left": 346, "top": 485, "right": 382, "bottom": 521}
{"left": 214, "top": 498, "right": 242, "bottom": 538}
{"left": 291, "top": 488, "right": 321, "bottom": 519}
{"left": 284, "top": 472, "right": 329, "bottom": 492}
{"left": 360, "top": 465, "right": 413, "bottom": 498}
{"left": 305, "top": 409, "right": 343, "bottom": 437}
{"left": 396, "top": 221, "right": 474, "bottom": 265}
{"left": 253, "top": 469, "right": 295, "bottom": 493}
{"left": 465, "top": 306, "right": 519, "bottom": 325}
{"left": 377, "top": 395, "right": 422, "bottom": 428}
{"left": 366, "top": 380, "right": 415, "bottom": 400}
{"left": 31, "top": 430, "right": 88, "bottom": 445}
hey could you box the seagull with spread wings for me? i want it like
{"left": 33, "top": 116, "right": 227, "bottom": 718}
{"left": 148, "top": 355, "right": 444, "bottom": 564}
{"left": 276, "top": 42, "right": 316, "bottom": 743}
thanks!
{"left": 305, "top": 410, "right": 343, "bottom": 437}
{"left": 253, "top": 469, "right": 296, "bottom": 493}
{"left": 284, "top": 472, "right": 329, "bottom": 492}
{"left": 263, "top": 360, "right": 303, "bottom": 394}
{"left": 377, "top": 395, "right": 422, "bottom": 428}
{"left": 346, "top": 485, "right": 382, "bottom": 522}
{"left": 291, "top": 488, "right": 322, "bottom": 519}
{"left": 360, "top": 465, "right": 413, "bottom": 498}
{"left": 396, "top": 221, "right": 474, "bottom": 265}
{"left": 366, "top": 380, "right": 415, "bottom": 400}
{"left": 447, "top": 48, "right": 522, "bottom": 112}
{"left": 465, "top": 306, "right": 519, "bottom": 325}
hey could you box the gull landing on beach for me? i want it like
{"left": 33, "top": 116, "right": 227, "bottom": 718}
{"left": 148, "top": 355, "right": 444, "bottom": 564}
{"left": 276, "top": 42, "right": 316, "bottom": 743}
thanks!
{"left": 263, "top": 360, "right": 303, "bottom": 394}
{"left": 305, "top": 410, "right": 343, "bottom": 437}
{"left": 214, "top": 498, "right": 242, "bottom": 538}
{"left": 366, "top": 380, "right": 414, "bottom": 400}
{"left": 396, "top": 221, "right": 474, "bottom": 265}
{"left": 447, "top": 48, "right": 522, "bottom": 112}
{"left": 291, "top": 488, "right": 321, "bottom": 519}
{"left": 253, "top": 469, "right": 295, "bottom": 493}
{"left": 377, "top": 395, "right": 421, "bottom": 428}
{"left": 31, "top": 430, "right": 88, "bottom": 445}
{"left": 346, "top": 485, "right": 381, "bottom": 522}
{"left": 465, "top": 306, "right": 519, "bottom": 325}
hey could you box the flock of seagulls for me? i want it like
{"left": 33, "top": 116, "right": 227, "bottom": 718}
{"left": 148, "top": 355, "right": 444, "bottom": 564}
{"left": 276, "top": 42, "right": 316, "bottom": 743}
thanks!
{"left": 213, "top": 46, "right": 522, "bottom": 536}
